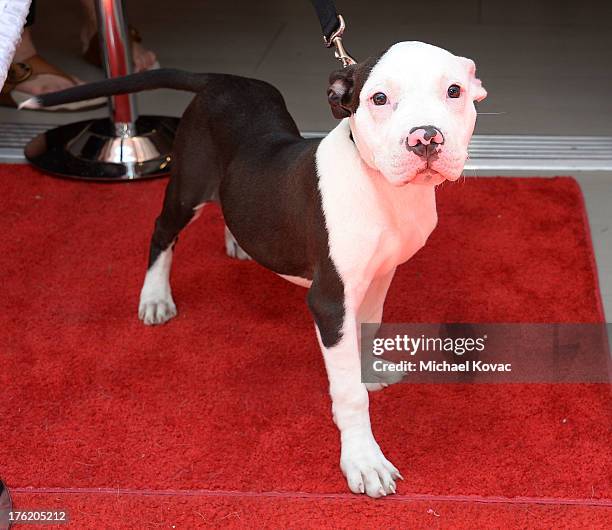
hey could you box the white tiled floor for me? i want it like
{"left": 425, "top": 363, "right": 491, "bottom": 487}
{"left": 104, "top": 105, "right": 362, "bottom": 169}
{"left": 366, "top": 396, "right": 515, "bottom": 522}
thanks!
{"left": 1, "top": 0, "right": 610, "bottom": 316}
{"left": 575, "top": 174, "right": 612, "bottom": 316}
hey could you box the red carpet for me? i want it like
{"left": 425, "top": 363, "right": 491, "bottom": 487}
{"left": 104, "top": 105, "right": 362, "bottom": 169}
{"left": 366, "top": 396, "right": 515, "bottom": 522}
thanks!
{"left": 0, "top": 166, "right": 610, "bottom": 528}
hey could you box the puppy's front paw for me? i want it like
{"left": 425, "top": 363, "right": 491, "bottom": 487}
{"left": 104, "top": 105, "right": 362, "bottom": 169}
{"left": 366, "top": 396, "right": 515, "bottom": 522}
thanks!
{"left": 341, "top": 436, "right": 403, "bottom": 498}
{"left": 138, "top": 297, "right": 177, "bottom": 325}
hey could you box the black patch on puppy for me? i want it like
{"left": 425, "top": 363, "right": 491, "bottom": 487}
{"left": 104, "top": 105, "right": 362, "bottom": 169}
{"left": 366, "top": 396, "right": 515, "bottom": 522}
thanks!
{"left": 34, "top": 70, "right": 350, "bottom": 348}
{"left": 157, "top": 75, "right": 348, "bottom": 346}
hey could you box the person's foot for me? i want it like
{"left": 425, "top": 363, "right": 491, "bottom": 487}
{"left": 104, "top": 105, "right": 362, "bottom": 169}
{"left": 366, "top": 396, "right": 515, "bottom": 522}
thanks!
{"left": 79, "top": 0, "right": 158, "bottom": 73}
{"left": 1, "top": 27, "right": 105, "bottom": 110}
{"left": 80, "top": 25, "right": 158, "bottom": 73}
{"left": 11, "top": 68, "right": 79, "bottom": 96}
{"left": 10, "top": 28, "right": 81, "bottom": 95}
{"left": 131, "top": 39, "right": 157, "bottom": 73}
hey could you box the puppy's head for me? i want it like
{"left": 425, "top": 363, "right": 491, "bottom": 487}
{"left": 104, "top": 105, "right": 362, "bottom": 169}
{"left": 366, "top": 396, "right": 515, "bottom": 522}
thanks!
{"left": 327, "top": 42, "right": 486, "bottom": 186}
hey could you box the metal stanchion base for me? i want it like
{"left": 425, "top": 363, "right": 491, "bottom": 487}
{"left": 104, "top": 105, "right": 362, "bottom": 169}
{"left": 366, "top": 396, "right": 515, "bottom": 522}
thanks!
{"left": 24, "top": 115, "right": 180, "bottom": 181}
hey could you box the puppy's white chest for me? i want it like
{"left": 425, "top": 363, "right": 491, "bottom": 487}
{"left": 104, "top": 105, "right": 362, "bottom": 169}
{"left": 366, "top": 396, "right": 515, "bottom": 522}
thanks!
{"left": 316, "top": 122, "right": 438, "bottom": 281}
{"left": 372, "top": 189, "right": 438, "bottom": 273}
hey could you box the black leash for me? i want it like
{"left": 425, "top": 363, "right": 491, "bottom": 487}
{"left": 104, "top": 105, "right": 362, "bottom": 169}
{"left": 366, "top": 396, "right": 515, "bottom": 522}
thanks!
{"left": 309, "top": 0, "right": 356, "bottom": 67}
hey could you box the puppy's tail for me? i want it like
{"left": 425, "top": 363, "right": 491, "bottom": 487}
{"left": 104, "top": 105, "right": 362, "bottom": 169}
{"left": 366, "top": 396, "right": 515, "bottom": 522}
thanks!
{"left": 19, "top": 69, "right": 210, "bottom": 110}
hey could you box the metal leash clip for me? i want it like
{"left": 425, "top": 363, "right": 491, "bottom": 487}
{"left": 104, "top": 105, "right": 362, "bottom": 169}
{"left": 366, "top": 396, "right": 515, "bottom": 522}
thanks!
{"left": 323, "top": 15, "right": 356, "bottom": 68}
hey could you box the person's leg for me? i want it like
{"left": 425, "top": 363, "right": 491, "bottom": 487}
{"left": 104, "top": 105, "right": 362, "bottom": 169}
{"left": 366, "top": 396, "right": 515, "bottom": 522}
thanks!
{"left": 2, "top": 1, "right": 104, "bottom": 109}
{"left": 8, "top": 27, "right": 79, "bottom": 96}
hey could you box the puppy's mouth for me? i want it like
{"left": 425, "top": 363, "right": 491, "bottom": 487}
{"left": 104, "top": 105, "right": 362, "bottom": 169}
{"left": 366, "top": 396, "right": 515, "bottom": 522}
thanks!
{"left": 405, "top": 168, "right": 445, "bottom": 186}
{"left": 416, "top": 165, "right": 435, "bottom": 175}
{"left": 388, "top": 148, "right": 465, "bottom": 186}
{"left": 396, "top": 166, "right": 443, "bottom": 186}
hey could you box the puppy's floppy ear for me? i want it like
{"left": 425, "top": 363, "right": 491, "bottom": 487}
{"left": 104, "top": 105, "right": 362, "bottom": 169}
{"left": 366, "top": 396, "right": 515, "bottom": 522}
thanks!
{"left": 327, "top": 65, "right": 357, "bottom": 119}
{"left": 461, "top": 57, "right": 487, "bottom": 102}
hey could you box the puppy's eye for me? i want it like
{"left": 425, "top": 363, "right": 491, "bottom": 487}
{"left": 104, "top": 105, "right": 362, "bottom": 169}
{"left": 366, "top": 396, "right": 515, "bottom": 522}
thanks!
{"left": 372, "top": 92, "right": 388, "bottom": 105}
{"left": 447, "top": 84, "right": 461, "bottom": 98}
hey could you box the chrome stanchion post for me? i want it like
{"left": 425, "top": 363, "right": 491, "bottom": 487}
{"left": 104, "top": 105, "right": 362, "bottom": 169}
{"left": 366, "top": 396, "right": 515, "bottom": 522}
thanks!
{"left": 24, "top": 0, "right": 179, "bottom": 181}
{"left": 96, "top": 0, "right": 137, "bottom": 132}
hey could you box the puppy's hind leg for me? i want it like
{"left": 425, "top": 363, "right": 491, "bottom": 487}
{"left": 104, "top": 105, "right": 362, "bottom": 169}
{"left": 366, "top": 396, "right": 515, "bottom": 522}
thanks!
{"left": 139, "top": 239, "right": 178, "bottom": 326}
{"left": 139, "top": 177, "right": 212, "bottom": 325}
{"left": 139, "top": 105, "right": 223, "bottom": 325}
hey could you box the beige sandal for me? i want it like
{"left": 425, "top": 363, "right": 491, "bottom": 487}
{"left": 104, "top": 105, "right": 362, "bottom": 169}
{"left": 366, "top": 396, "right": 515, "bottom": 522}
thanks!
{"left": 0, "top": 55, "right": 106, "bottom": 111}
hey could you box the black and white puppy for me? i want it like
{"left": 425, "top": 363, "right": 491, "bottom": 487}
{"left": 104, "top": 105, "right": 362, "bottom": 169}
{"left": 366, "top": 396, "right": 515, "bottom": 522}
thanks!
{"left": 27, "top": 42, "right": 486, "bottom": 498}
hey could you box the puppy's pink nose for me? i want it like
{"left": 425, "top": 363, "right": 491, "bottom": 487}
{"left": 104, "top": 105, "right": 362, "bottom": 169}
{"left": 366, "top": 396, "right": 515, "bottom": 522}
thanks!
{"left": 407, "top": 125, "right": 445, "bottom": 147}
{"left": 406, "top": 125, "right": 445, "bottom": 158}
